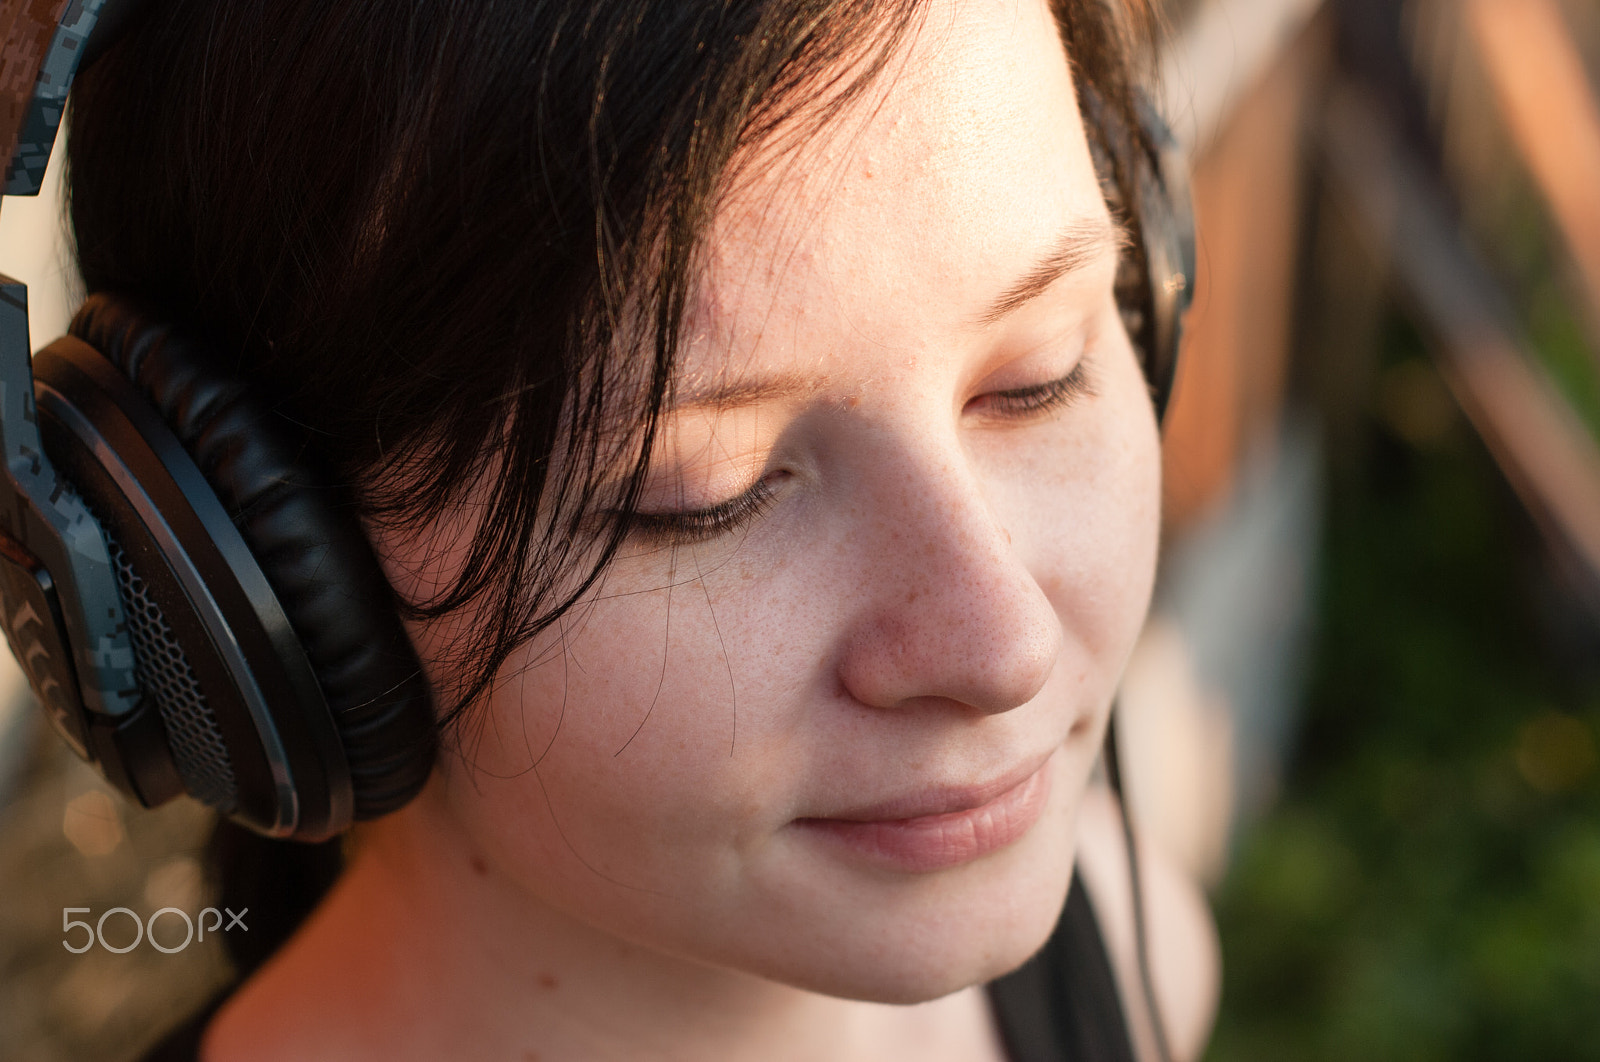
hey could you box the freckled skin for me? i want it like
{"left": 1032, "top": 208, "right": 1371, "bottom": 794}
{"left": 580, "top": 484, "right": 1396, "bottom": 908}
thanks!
{"left": 390, "top": 0, "right": 1158, "bottom": 1001}
{"left": 206, "top": 1, "right": 1162, "bottom": 1059}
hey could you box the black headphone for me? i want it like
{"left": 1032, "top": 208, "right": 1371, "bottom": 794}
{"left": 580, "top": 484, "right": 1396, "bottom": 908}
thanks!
{"left": 0, "top": 0, "right": 1193, "bottom": 844}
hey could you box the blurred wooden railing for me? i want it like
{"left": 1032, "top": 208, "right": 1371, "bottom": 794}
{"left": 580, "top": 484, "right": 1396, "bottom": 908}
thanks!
{"left": 1322, "top": 82, "right": 1600, "bottom": 586}
{"left": 1157, "top": 0, "right": 1600, "bottom": 595}
{"left": 1468, "top": 0, "right": 1600, "bottom": 371}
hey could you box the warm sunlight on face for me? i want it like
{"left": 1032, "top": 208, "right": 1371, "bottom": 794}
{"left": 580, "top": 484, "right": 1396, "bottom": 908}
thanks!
{"left": 387, "top": 0, "right": 1160, "bottom": 1004}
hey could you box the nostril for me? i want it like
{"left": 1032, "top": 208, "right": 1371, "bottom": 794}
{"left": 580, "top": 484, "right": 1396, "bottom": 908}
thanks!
{"left": 836, "top": 586, "right": 1062, "bottom": 716}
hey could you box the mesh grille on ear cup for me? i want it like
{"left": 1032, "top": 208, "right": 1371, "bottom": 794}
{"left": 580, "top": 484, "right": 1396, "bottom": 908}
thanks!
{"left": 68, "top": 292, "right": 437, "bottom": 835}
{"left": 104, "top": 533, "right": 238, "bottom": 812}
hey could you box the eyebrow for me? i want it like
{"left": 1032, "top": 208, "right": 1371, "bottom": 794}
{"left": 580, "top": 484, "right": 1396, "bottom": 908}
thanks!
{"left": 977, "top": 216, "right": 1124, "bottom": 326}
{"left": 666, "top": 371, "right": 825, "bottom": 414}
{"left": 667, "top": 216, "right": 1123, "bottom": 413}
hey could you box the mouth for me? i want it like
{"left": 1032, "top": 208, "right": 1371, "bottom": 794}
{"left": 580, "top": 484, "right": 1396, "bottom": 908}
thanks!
{"left": 791, "top": 751, "right": 1056, "bottom": 874}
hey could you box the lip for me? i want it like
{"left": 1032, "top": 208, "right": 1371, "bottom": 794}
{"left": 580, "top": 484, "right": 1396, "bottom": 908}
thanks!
{"left": 792, "top": 752, "right": 1056, "bottom": 874}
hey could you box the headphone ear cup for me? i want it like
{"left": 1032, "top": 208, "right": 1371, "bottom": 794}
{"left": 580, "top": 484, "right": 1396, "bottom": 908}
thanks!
{"left": 1131, "top": 95, "right": 1196, "bottom": 422}
{"left": 1079, "top": 82, "right": 1195, "bottom": 423}
{"left": 34, "top": 294, "right": 436, "bottom": 839}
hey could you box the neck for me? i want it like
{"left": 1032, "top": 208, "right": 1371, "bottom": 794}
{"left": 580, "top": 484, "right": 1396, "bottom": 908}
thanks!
{"left": 204, "top": 783, "right": 1006, "bottom": 1062}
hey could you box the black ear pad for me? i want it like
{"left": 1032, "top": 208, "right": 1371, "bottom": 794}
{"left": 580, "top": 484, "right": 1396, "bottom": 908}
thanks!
{"left": 32, "top": 293, "right": 435, "bottom": 839}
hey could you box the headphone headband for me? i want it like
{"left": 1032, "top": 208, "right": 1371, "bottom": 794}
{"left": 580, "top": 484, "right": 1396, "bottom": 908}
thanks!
{"left": 3, "top": 0, "right": 155, "bottom": 195}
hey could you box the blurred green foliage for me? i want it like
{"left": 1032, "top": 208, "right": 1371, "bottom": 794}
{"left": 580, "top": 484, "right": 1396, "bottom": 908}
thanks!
{"left": 1207, "top": 313, "right": 1600, "bottom": 1062}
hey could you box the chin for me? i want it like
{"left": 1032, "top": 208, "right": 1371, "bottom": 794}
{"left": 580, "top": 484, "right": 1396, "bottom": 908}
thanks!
{"left": 816, "top": 922, "right": 1061, "bottom": 1005}
{"left": 792, "top": 873, "right": 1076, "bottom": 1005}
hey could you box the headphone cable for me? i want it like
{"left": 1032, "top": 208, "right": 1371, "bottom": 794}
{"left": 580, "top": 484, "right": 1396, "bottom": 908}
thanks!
{"left": 1104, "top": 708, "right": 1177, "bottom": 1062}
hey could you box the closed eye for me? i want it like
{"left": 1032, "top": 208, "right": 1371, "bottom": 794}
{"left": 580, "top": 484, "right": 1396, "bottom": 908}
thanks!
{"left": 967, "top": 359, "right": 1096, "bottom": 418}
{"left": 625, "top": 357, "right": 1096, "bottom": 547}
{"left": 625, "top": 474, "right": 781, "bottom": 546}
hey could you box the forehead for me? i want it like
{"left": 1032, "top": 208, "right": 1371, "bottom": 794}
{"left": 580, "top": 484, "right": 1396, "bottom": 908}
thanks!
{"left": 681, "top": 0, "right": 1110, "bottom": 388}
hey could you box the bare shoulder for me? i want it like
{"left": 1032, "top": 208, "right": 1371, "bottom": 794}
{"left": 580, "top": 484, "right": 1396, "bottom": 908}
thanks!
{"left": 1074, "top": 782, "right": 1222, "bottom": 1062}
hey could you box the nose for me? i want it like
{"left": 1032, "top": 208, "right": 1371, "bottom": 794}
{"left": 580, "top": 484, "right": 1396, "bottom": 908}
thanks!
{"left": 834, "top": 448, "right": 1063, "bottom": 715}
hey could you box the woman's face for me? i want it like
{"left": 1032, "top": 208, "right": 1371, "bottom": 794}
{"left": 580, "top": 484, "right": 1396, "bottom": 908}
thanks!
{"left": 385, "top": 0, "right": 1160, "bottom": 1004}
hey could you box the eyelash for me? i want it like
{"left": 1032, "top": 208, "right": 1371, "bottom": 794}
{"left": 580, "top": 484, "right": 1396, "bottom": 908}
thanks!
{"left": 629, "top": 359, "right": 1096, "bottom": 545}
{"left": 627, "top": 477, "right": 779, "bottom": 546}
{"left": 977, "top": 358, "right": 1096, "bottom": 417}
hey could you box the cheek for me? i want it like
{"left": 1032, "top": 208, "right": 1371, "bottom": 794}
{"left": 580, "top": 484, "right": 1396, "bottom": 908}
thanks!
{"left": 422, "top": 574, "right": 807, "bottom": 888}
{"left": 1013, "top": 345, "right": 1162, "bottom": 677}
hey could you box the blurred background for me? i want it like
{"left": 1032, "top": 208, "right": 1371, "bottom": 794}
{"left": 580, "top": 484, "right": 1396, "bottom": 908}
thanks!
{"left": 1, "top": 0, "right": 1599, "bottom": 1059}
{"left": 1121, "top": 0, "right": 1600, "bottom": 1058}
